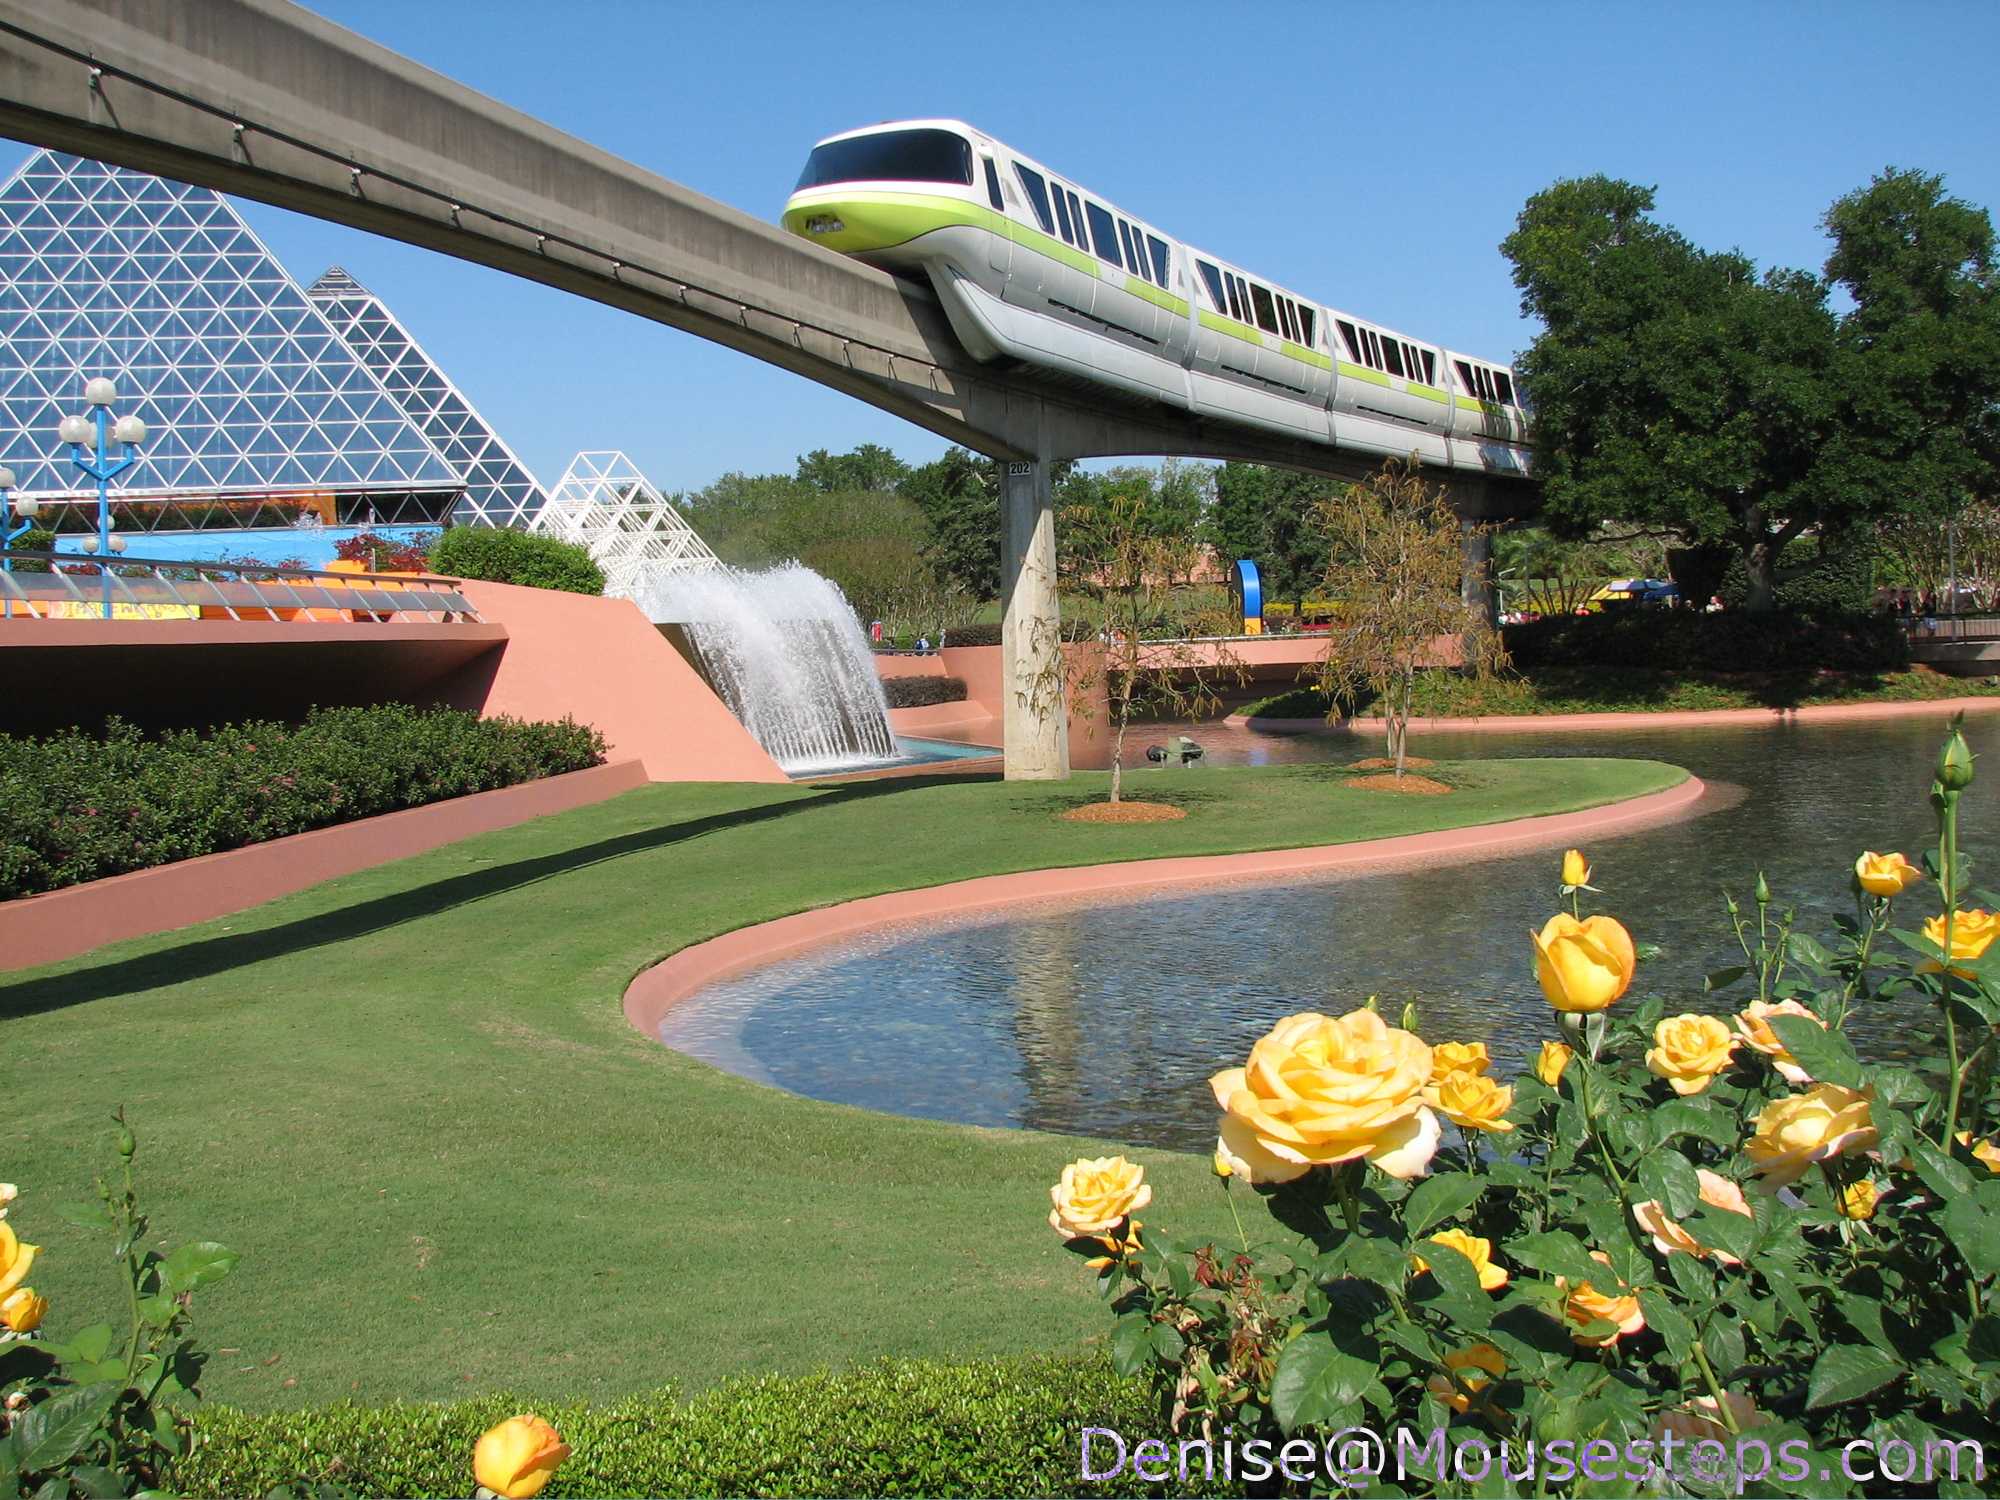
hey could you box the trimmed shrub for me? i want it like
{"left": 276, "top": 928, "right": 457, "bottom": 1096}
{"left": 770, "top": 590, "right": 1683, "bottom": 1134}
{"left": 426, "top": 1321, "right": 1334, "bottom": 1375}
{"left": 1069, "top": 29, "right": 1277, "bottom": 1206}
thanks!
{"left": 941, "top": 620, "right": 1093, "bottom": 648}
{"left": 882, "top": 674, "right": 969, "bottom": 708}
{"left": 1664, "top": 542, "right": 1731, "bottom": 608}
{"left": 174, "top": 1357, "right": 1192, "bottom": 1499}
{"left": 1502, "top": 606, "right": 1907, "bottom": 674}
{"left": 1715, "top": 532, "right": 1879, "bottom": 614}
{"left": 0, "top": 706, "right": 606, "bottom": 899}
{"left": 5, "top": 526, "right": 56, "bottom": 571}
{"left": 429, "top": 527, "right": 605, "bottom": 595}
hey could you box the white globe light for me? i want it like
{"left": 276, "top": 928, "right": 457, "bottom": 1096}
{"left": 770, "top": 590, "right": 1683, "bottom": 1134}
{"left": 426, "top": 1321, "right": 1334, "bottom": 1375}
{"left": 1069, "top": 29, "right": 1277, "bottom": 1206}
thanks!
{"left": 58, "top": 414, "right": 93, "bottom": 446}
{"left": 13, "top": 496, "right": 39, "bottom": 518}
{"left": 81, "top": 535, "right": 99, "bottom": 554}
{"left": 84, "top": 377, "right": 117, "bottom": 407}
{"left": 113, "top": 415, "right": 147, "bottom": 446}
{"left": 0, "top": 467, "right": 13, "bottom": 489}
{"left": 109, "top": 534, "right": 127, "bottom": 554}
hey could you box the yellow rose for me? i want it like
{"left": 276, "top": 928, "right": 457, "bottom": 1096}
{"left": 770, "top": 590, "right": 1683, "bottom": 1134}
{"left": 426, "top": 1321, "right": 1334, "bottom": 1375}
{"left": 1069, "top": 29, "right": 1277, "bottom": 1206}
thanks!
{"left": 1921, "top": 909, "right": 2000, "bottom": 978}
{"left": 1561, "top": 849, "right": 1591, "bottom": 888}
{"left": 1645, "top": 1014, "right": 1736, "bottom": 1096}
{"left": 1653, "top": 1392, "right": 1771, "bottom": 1445}
{"left": 1854, "top": 851, "right": 1923, "bottom": 898}
{"left": 1555, "top": 1251, "right": 1646, "bottom": 1347}
{"left": 0, "top": 1288, "right": 45, "bottom": 1334}
{"left": 1838, "top": 1179, "right": 1878, "bottom": 1221}
{"left": 1211, "top": 1150, "right": 1233, "bottom": 1179}
{"left": 1411, "top": 1229, "right": 1509, "bottom": 1291}
{"left": 1733, "top": 999, "right": 1824, "bottom": 1085}
{"left": 1429, "top": 1070, "right": 1515, "bottom": 1134}
{"left": 1535, "top": 1041, "right": 1574, "bottom": 1088}
{"left": 1426, "top": 1343, "right": 1507, "bottom": 1414}
{"left": 1531, "top": 913, "right": 1636, "bottom": 1013}
{"left": 1953, "top": 1132, "right": 2000, "bottom": 1174}
{"left": 1745, "top": 1083, "right": 1878, "bottom": 1189}
{"left": 1429, "top": 1041, "right": 1491, "bottom": 1082}
{"left": 0, "top": 1223, "right": 38, "bottom": 1301}
{"left": 1630, "top": 1169, "right": 1751, "bottom": 1265}
{"left": 1084, "top": 1222, "right": 1144, "bottom": 1272}
{"left": 472, "top": 1414, "right": 569, "bottom": 1500}
{"left": 1210, "top": 1009, "right": 1440, "bottom": 1183}
{"left": 1048, "top": 1156, "right": 1151, "bottom": 1239}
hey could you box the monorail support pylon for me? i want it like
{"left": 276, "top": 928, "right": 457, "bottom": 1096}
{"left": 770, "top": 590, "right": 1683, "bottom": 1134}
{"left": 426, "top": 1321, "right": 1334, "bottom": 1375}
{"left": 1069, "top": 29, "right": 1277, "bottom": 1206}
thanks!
{"left": 1000, "top": 410, "right": 1070, "bottom": 780}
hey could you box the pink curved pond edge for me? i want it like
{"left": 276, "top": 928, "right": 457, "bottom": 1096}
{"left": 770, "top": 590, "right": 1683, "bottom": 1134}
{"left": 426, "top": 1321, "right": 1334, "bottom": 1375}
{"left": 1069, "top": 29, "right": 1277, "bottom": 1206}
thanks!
{"left": 1226, "top": 695, "right": 2000, "bottom": 735}
{"left": 624, "top": 774, "right": 1707, "bottom": 1036}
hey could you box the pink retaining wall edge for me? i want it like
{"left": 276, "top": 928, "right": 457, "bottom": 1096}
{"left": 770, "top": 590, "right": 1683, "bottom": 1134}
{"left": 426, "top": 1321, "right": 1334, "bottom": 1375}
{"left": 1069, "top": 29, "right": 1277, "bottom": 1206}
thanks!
{"left": 1227, "top": 696, "right": 2000, "bottom": 735}
{"left": 0, "top": 759, "right": 650, "bottom": 972}
{"left": 624, "top": 774, "right": 1707, "bottom": 1036}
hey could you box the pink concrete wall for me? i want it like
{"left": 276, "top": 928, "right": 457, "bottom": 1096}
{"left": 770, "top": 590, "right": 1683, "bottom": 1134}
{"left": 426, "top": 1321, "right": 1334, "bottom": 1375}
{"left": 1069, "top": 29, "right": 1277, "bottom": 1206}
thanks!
{"left": 872, "top": 653, "right": 951, "bottom": 680}
{"left": 446, "top": 581, "right": 785, "bottom": 784}
{"left": 0, "top": 760, "right": 649, "bottom": 972}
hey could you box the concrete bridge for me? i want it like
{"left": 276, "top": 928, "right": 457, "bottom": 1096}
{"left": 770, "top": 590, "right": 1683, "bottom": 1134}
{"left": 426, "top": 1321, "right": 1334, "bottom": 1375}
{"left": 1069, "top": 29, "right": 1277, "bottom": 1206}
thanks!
{"left": 0, "top": 0, "right": 1532, "bottom": 778}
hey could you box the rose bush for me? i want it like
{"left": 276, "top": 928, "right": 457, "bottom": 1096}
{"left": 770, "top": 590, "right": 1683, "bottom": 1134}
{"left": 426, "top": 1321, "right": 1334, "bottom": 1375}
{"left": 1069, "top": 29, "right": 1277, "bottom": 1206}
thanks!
{"left": 1054, "top": 720, "right": 2000, "bottom": 1496}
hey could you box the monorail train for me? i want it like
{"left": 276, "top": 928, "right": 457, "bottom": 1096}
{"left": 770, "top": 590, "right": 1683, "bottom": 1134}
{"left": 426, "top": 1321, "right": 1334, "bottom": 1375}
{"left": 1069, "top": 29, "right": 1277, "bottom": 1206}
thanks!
{"left": 783, "top": 120, "right": 1530, "bottom": 477}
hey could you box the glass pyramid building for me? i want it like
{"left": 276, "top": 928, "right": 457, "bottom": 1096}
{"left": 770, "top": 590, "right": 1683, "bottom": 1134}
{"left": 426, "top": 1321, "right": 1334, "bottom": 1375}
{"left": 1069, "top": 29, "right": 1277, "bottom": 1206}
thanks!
{"left": 308, "top": 266, "right": 548, "bottom": 528}
{"left": 0, "top": 149, "right": 464, "bottom": 533}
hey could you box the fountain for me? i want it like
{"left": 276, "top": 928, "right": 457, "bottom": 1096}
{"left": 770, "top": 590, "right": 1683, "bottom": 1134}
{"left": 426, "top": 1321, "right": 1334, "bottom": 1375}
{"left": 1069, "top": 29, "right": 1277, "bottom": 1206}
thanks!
{"left": 640, "top": 562, "right": 902, "bottom": 776}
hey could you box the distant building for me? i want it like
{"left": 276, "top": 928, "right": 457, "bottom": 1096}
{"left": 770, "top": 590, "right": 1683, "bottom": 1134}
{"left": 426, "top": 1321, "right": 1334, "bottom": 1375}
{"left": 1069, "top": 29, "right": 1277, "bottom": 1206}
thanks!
{"left": 0, "top": 149, "right": 549, "bottom": 564}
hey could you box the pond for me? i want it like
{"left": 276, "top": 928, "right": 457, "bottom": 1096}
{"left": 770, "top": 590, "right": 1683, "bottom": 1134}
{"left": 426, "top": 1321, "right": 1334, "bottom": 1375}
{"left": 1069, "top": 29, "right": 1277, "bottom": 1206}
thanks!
{"left": 657, "top": 712, "right": 1997, "bottom": 1152}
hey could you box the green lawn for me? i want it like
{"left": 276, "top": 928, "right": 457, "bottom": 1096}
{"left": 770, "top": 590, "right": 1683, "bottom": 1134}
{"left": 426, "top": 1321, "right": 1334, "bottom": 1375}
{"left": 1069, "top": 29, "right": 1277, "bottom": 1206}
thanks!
{"left": 1243, "top": 664, "right": 2000, "bottom": 720}
{"left": 1, "top": 758, "right": 1684, "bottom": 1410}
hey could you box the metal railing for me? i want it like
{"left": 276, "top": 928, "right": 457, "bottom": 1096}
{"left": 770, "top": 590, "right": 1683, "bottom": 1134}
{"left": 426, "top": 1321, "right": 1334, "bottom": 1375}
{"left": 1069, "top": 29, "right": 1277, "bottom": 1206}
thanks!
{"left": 0, "top": 551, "right": 482, "bottom": 623}
{"left": 1902, "top": 613, "right": 2000, "bottom": 644}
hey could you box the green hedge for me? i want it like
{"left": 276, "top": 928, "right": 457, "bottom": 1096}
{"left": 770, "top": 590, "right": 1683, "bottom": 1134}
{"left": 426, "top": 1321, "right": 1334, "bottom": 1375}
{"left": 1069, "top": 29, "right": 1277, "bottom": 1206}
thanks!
{"left": 429, "top": 526, "right": 605, "bottom": 595}
{"left": 882, "top": 674, "right": 969, "bottom": 708}
{"left": 1502, "top": 606, "right": 1908, "bottom": 673}
{"left": 174, "top": 1357, "right": 1204, "bottom": 1499}
{"left": 4, "top": 527, "right": 55, "bottom": 571}
{"left": 1717, "top": 533, "right": 1878, "bottom": 613}
{"left": 0, "top": 706, "right": 606, "bottom": 900}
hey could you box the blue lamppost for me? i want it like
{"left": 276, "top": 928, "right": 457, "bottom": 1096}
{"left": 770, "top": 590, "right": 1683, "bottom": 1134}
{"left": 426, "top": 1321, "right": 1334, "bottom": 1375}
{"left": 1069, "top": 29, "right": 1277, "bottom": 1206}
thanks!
{"left": 58, "top": 377, "right": 145, "bottom": 620}
{"left": 1, "top": 467, "right": 37, "bottom": 620}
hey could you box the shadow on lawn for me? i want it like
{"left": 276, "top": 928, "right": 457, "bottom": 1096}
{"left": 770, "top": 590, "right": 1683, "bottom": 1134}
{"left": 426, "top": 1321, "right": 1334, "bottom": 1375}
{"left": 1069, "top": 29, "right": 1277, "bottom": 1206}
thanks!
{"left": 0, "top": 774, "right": 995, "bottom": 1019}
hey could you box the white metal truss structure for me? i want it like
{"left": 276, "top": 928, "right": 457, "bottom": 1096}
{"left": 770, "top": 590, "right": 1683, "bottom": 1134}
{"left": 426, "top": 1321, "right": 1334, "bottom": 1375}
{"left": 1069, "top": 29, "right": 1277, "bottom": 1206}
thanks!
{"left": 0, "top": 150, "right": 463, "bottom": 527}
{"left": 307, "top": 265, "right": 550, "bottom": 528}
{"left": 530, "top": 449, "right": 720, "bottom": 598}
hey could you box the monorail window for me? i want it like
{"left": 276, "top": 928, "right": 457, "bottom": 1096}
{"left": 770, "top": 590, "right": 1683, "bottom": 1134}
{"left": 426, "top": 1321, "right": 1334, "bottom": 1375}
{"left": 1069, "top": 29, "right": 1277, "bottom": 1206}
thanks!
{"left": 795, "top": 129, "right": 973, "bottom": 190}
{"left": 1455, "top": 360, "right": 1477, "bottom": 394}
{"left": 1494, "top": 370, "right": 1516, "bottom": 404}
{"left": 1086, "top": 202, "right": 1122, "bottom": 267}
{"left": 982, "top": 159, "right": 1004, "bottom": 212}
{"left": 1225, "top": 276, "right": 1246, "bottom": 323}
{"left": 1148, "top": 236, "right": 1170, "bottom": 287}
{"left": 1051, "top": 185, "right": 1074, "bottom": 244}
{"left": 1014, "top": 165, "right": 1055, "bottom": 235}
{"left": 1118, "top": 221, "right": 1142, "bottom": 279}
{"left": 1249, "top": 283, "right": 1280, "bottom": 335}
{"left": 1066, "top": 191, "right": 1086, "bottom": 244}
{"left": 1297, "top": 306, "right": 1315, "bottom": 345}
{"left": 1380, "top": 339, "right": 1405, "bottom": 377}
{"left": 1420, "top": 349, "right": 1437, "bottom": 385}
{"left": 1365, "top": 330, "right": 1384, "bottom": 369}
{"left": 1336, "top": 319, "right": 1362, "bottom": 361}
{"left": 1197, "top": 260, "right": 1226, "bottom": 310}
{"left": 1278, "top": 298, "right": 1298, "bottom": 342}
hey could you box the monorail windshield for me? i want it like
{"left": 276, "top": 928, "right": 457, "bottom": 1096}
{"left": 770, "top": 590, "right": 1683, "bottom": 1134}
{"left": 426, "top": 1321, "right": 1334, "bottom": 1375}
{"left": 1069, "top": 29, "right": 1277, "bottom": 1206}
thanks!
{"left": 795, "top": 129, "right": 973, "bottom": 190}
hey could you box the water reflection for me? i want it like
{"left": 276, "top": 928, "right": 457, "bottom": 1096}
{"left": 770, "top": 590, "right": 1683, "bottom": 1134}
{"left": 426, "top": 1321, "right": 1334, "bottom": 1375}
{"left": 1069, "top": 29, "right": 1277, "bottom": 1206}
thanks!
{"left": 657, "top": 711, "right": 1997, "bottom": 1151}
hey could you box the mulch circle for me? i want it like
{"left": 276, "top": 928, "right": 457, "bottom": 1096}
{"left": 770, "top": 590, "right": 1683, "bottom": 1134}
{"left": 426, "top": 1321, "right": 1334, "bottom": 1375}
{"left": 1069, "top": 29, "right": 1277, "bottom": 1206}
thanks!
{"left": 1349, "top": 756, "right": 1435, "bottom": 771}
{"left": 1343, "top": 773, "right": 1455, "bottom": 796}
{"left": 1059, "top": 801, "right": 1190, "bottom": 824}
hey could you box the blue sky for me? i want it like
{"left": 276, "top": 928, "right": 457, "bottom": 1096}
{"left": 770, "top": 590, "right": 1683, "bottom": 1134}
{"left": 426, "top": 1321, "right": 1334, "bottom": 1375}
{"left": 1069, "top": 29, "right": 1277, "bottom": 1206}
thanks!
{"left": 12, "top": 1, "right": 1999, "bottom": 497}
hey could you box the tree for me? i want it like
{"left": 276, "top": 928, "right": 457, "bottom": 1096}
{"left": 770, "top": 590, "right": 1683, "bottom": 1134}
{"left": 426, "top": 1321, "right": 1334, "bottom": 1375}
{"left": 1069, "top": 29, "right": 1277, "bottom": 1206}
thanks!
{"left": 795, "top": 442, "right": 910, "bottom": 495}
{"left": 899, "top": 447, "right": 1076, "bottom": 601}
{"left": 1821, "top": 168, "right": 2000, "bottom": 539}
{"left": 1503, "top": 177, "right": 1843, "bottom": 612}
{"left": 1059, "top": 486, "right": 1242, "bottom": 805}
{"left": 1204, "top": 463, "right": 1328, "bottom": 616}
{"left": 1314, "top": 463, "right": 1505, "bottom": 776}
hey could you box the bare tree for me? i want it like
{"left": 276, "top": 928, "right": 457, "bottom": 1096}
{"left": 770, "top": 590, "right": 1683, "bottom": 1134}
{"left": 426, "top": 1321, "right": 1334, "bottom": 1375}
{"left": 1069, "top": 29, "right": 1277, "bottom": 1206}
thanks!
{"left": 1314, "top": 463, "right": 1507, "bottom": 777}
{"left": 1060, "top": 487, "right": 1244, "bottom": 805}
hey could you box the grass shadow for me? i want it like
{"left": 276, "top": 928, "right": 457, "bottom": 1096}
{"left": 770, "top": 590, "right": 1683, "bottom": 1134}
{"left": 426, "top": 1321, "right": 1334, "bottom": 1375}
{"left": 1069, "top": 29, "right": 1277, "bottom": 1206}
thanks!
{"left": 0, "top": 774, "right": 986, "bottom": 1020}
